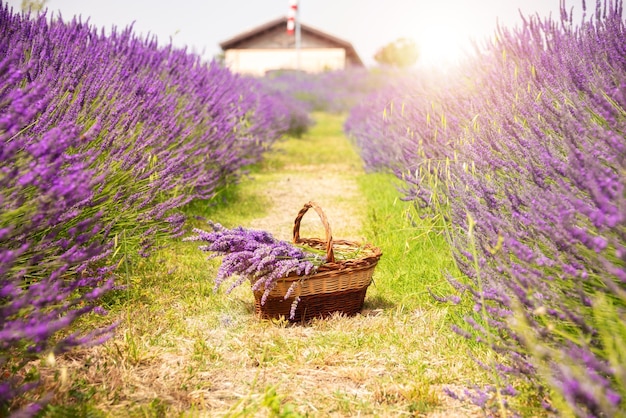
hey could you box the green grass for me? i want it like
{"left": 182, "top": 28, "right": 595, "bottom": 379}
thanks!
{"left": 36, "top": 112, "right": 496, "bottom": 417}
{"left": 259, "top": 112, "right": 359, "bottom": 169}
{"left": 357, "top": 172, "right": 464, "bottom": 308}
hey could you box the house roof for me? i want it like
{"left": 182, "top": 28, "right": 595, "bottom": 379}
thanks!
{"left": 219, "top": 17, "right": 363, "bottom": 67}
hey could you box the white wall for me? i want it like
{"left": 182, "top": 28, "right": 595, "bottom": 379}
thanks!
{"left": 224, "top": 48, "right": 346, "bottom": 76}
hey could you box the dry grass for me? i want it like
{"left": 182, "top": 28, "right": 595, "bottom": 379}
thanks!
{"left": 245, "top": 164, "right": 364, "bottom": 243}
{"left": 41, "top": 303, "right": 484, "bottom": 417}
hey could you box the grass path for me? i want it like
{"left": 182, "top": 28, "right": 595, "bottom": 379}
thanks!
{"left": 243, "top": 112, "right": 367, "bottom": 242}
{"left": 39, "top": 113, "right": 487, "bottom": 417}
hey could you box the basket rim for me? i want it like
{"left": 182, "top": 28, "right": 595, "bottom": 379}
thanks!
{"left": 296, "top": 237, "right": 382, "bottom": 272}
{"left": 292, "top": 201, "right": 382, "bottom": 268}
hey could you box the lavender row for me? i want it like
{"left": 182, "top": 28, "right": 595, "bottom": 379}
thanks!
{"left": 346, "top": 1, "right": 625, "bottom": 415}
{"left": 0, "top": 3, "right": 307, "bottom": 413}
{"left": 263, "top": 67, "right": 389, "bottom": 114}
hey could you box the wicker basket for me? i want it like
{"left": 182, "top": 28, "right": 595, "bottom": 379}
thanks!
{"left": 253, "top": 201, "right": 382, "bottom": 322}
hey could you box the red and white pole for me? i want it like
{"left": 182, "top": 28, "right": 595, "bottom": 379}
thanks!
{"left": 286, "top": 0, "right": 301, "bottom": 69}
{"left": 287, "top": 0, "right": 297, "bottom": 35}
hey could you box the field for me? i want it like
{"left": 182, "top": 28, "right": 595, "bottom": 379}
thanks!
{"left": 2, "top": 2, "right": 625, "bottom": 417}
{"left": 30, "top": 113, "right": 492, "bottom": 417}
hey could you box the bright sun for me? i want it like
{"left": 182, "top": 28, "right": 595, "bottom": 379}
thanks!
{"left": 401, "top": 4, "right": 495, "bottom": 71}
{"left": 413, "top": 26, "right": 473, "bottom": 69}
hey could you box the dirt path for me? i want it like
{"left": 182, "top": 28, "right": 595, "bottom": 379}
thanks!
{"left": 247, "top": 163, "right": 365, "bottom": 242}
{"left": 245, "top": 113, "right": 368, "bottom": 244}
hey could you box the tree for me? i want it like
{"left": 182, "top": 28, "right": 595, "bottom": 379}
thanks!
{"left": 374, "top": 38, "right": 419, "bottom": 68}
{"left": 21, "top": 0, "right": 47, "bottom": 12}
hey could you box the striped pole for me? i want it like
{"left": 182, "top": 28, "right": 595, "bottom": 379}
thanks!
{"left": 287, "top": 0, "right": 301, "bottom": 70}
{"left": 287, "top": 0, "right": 297, "bottom": 35}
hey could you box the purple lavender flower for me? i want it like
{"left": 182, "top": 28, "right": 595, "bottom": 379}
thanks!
{"left": 185, "top": 223, "right": 323, "bottom": 318}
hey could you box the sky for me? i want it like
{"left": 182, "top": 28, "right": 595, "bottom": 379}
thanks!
{"left": 5, "top": 0, "right": 587, "bottom": 69}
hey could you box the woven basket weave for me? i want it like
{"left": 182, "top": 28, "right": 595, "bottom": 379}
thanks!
{"left": 253, "top": 201, "right": 382, "bottom": 322}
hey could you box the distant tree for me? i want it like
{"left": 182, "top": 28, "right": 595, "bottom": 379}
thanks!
{"left": 214, "top": 51, "right": 226, "bottom": 65}
{"left": 21, "top": 0, "right": 47, "bottom": 12}
{"left": 374, "top": 38, "right": 419, "bottom": 68}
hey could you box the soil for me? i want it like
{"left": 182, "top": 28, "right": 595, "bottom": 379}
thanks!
{"left": 246, "top": 163, "right": 365, "bottom": 243}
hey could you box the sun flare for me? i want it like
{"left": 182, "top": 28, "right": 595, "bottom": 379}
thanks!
{"left": 413, "top": 26, "right": 474, "bottom": 69}
{"left": 396, "top": 2, "right": 492, "bottom": 71}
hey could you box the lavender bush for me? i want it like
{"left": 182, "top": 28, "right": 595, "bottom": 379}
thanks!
{"left": 0, "top": 60, "right": 116, "bottom": 417}
{"left": 248, "top": 81, "right": 315, "bottom": 138}
{"left": 263, "top": 67, "right": 389, "bottom": 114}
{"left": 1, "top": 2, "right": 302, "bottom": 414}
{"left": 346, "top": 0, "right": 625, "bottom": 415}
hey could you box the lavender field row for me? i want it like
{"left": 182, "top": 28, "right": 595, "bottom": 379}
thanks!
{"left": 0, "top": 3, "right": 316, "bottom": 414}
{"left": 346, "top": 1, "right": 625, "bottom": 416}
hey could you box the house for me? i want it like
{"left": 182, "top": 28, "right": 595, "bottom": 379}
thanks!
{"left": 219, "top": 17, "right": 363, "bottom": 76}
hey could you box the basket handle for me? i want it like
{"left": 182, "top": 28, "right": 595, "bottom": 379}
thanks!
{"left": 293, "top": 201, "right": 335, "bottom": 263}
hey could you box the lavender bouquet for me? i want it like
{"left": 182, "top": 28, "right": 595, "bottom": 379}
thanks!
{"left": 185, "top": 222, "right": 325, "bottom": 317}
